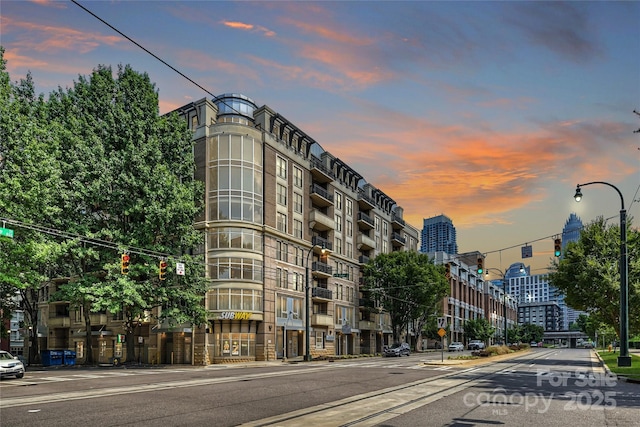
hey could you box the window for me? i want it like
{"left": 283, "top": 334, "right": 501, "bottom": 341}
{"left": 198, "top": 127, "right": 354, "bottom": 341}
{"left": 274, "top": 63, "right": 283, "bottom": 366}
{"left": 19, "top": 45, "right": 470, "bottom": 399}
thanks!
{"left": 295, "top": 247, "right": 303, "bottom": 266}
{"left": 346, "top": 242, "right": 353, "bottom": 258}
{"left": 277, "top": 212, "right": 287, "bottom": 233}
{"left": 293, "top": 166, "right": 303, "bottom": 188}
{"left": 276, "top": 241, "right": 288, "bottom": 262}
{"left": 276, "top": 268, "right": 284, "bottom": 288}
{"left": 276, "top": 156, "right": 287, "bottom": 179}
{"left": 293, "top": 219, "right": 303, "bottom": 239}
{"left": 382, "top": 240, "right": 388, "bottom": 253}
{"left": 346, "top": 220, "right": 353, "bottom": 237}
{"left": 335, "top": 192, "right": 342, "bottom": 210}
{"left": 277, "top": 184, "right": 287, "bottom": 206}
{"left": 335, "top": 237, "right": 342, "bottom": 255}
{"left": 315, "top": 331, "right": 324, "bottom": 349}
{"left": 375, "top": 216, "right": 380, "bottom": 232}
{"left": 383, "top": 221, "right": 388, "bottom": 236}
{"left": 346, "top": 199, "right": 353, "bottom": 217}
{"left": 335, "top": 214, "right": 342, "bottom": 233}
{"left": 294, "top": 193, "right": 303, "bottom": 214}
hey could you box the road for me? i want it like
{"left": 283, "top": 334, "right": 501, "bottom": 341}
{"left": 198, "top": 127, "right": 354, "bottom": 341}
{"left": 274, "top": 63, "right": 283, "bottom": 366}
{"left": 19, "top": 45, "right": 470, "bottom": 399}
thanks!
{"left": 1, "top": 348, "right": 638, "bottom": 426}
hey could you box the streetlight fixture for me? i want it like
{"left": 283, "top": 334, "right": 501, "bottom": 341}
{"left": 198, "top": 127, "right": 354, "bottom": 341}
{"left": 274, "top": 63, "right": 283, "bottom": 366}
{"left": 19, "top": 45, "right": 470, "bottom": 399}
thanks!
{"left": 305, "top": 243, "right": 326, "bottom": 362}
{"left": 574, "top": 182, "right": 630, "bottom": 367}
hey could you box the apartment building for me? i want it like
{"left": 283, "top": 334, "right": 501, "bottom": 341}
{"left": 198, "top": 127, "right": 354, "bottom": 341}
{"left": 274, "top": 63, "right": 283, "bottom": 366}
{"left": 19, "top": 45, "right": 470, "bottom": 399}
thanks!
{"left": 429, "top": 251, "right": 517, "bottom": 345}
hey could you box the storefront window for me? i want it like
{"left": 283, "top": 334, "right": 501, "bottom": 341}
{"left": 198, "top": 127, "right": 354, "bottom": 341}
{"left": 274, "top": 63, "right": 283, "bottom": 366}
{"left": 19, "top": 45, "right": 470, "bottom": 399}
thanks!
{"left": 215, "top": 333, "right": 255, "bottom": 357}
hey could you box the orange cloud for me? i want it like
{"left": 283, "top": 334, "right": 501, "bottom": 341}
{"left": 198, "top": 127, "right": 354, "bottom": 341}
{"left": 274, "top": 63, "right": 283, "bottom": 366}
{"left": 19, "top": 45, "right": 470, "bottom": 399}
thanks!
{"left": 314, "top": 107, "right": 635, "bottom": 230}
{"left": 221, "top": 20, "right": 275, "bottom": 37}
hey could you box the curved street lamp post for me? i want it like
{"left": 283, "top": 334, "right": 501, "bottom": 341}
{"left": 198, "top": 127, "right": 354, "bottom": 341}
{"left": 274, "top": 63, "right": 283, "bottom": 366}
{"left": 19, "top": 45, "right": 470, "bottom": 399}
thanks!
{"left": 574, "top": 182, "right": 630, "bottom": 367}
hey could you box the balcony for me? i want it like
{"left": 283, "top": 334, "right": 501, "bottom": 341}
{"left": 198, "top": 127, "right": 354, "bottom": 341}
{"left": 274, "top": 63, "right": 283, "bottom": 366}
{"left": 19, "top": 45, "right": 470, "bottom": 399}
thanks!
{"left": 357, "top": 212, "right": 374, "bottom": 230}
{"left": 312, "top": 313, "right": 334, "bottom": 326}
{"left": 89, "top": 313, "right": 108, "bottom": 325}
{"left": 358, "top": 255, "right": 370, "bottom": 265}
{"left": 358, "top": 320, "right": 377, "bottom": 330}
{"left": 312, "top": 261, "right": 333, "bottom": 278}
{"left": 310, "top": 184, "right": 334, "bottom": 207}
{"left": 357, "top": 233, "right": 375, "bottom": 251}
{"left": 312, "top": 287, "right": 333, "bottom": 301}
{"left": 310, "top": 155, "right": 335, "bottom": 183}
{"left": 48, "top": 317, "right": 70, "bottom": 328}
{"left": 391, "top": 232, "right": 406, "bottom": 247}
{"left": 391, "top": 213, "right": 405, "bottom": 230}
{"left": 312, "top": 235, "right": 333, "bottom": 253}
{"left": 309, "top": 210, "right": 335, "bottom": 231}
{"left": 357, "top": 191, "right": 376, "bottom": 211}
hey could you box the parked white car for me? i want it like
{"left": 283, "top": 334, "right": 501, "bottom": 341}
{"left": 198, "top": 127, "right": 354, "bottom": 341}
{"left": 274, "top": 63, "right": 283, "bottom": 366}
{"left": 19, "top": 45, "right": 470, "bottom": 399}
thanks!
{"left": 448, "top": 342, "right": 464, "bottom": 352}
{"left": 0, "top": 351, "right": 25, "bottom": 379}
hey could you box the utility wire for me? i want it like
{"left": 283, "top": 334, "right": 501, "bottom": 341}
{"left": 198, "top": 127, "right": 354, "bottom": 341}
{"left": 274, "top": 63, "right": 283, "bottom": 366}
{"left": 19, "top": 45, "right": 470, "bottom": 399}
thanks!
{"left": 70, "top": 0, "right": 242, "bottom": 116}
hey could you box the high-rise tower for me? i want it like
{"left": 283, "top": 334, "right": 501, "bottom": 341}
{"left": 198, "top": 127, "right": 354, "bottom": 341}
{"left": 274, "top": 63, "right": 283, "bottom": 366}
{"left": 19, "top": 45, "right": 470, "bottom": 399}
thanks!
{"left": 420, "top": 214, "right": 458, "bottom": 254}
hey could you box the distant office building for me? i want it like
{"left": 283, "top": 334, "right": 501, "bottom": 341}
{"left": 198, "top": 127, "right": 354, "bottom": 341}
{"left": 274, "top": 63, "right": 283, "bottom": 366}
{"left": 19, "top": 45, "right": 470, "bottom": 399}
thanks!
{"left": 562, "top": 213, "right": 583, "bottom": 252}
{"left": 420, "top": 215, "right": 458, "bottom": 255}
{"left": 561, "top": 212, "right": 585, "bottom": 328}
{"left": 518, "top": 301, "right": 563, "bottom": 332}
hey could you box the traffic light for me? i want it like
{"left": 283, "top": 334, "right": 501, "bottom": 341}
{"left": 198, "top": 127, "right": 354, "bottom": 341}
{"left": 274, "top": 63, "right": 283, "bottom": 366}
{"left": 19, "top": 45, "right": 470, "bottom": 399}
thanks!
{"left": 159, "top": 260, "right": 167, "bottom": 280}
{"left": 445, "top": 263, "right": 451, "bottom": 279}
{"left": 477, "top": 257, "right": 484, "bottom": 274}
{"left": 121, "top": 253, "right": 130, "bottom": 275}
{"left": 554, "top": 238, "right": 562, "bottom": 257}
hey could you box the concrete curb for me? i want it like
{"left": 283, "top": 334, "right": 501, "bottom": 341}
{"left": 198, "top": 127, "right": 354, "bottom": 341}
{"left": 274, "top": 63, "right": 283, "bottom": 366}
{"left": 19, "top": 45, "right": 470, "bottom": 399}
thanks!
{"left": 593, "top": 350, "right": 640, "bottom": 384}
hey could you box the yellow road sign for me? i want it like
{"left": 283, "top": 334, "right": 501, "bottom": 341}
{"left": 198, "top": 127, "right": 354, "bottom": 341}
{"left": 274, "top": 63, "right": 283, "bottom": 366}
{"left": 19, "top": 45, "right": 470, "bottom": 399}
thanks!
{"left": 438, "top": 328, "right": 446, "bottom": 337}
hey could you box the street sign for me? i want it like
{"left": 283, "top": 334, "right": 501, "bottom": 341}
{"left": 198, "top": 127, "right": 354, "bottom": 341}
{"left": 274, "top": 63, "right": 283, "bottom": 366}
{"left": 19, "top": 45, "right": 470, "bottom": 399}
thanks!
{"left": 521, "top": 245, "right": 533, "bottom": 258}
{"left": 437, "top": 317, "right": 447, "bottom": 329}
{"left": 333, "top": 273, "right": 349, "bottom": 278}
{"left": 438, "top": 328, "right": 446, "bottom": 338}
{"left": 176, "top": 262, "right": 185, "bottom": 276}
{"left": 0, "top": 227, "right": 14, "bottom": 238}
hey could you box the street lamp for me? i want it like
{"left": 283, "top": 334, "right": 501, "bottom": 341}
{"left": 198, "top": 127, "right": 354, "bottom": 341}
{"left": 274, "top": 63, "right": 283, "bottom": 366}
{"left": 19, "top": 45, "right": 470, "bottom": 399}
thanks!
{"left": 305, "top": 243, "right": 326, "bottom": 362}
{"left": 574, "top": 182, "right": 630, "bottom": 367}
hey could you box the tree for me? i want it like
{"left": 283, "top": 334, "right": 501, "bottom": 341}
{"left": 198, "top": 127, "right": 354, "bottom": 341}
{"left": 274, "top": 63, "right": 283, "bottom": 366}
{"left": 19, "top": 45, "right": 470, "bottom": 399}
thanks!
{"left": 43, "top": 64, "right": 207, "bottom": 363}
{"left": 519, "top": 324, "right": 544, "bottom": 344}
{"left": 0, "top": 47, "right": 64, "bottom": 364}
{"left": 548, "top": 217, "right": 640, "bottom": 339}
{"left": 463, "top": 318, "right": 495, "bottom": 344}
{"left": 362, "top": 251, "right": 449, "bottom": 345}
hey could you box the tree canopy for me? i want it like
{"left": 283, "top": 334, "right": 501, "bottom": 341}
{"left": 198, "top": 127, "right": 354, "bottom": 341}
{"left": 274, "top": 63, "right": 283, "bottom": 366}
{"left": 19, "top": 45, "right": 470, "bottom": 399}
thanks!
{"left": 361, "top": 251, "right": 449, "bottom": 344}
{"left": 0, "top": 49, "right": 208, "bottom": 363}
{"left": 548, "top": 216, "right": 639, "bottom": 339}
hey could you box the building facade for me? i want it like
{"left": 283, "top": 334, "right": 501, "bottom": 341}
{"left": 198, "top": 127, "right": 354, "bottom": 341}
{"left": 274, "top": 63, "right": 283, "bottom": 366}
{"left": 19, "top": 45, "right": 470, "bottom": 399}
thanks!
{"left": 178, "top": 94, "right": 417, "bottom": 363}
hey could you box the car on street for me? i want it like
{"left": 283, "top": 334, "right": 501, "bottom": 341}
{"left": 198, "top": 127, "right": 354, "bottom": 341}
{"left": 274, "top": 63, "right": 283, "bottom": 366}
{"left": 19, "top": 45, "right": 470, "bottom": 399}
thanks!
{"left": 0, "top": 350, "right": 25, "bottom": 379}
{"left": 468, "top": 340, "right": 486, "bottom": 350}
{"left": 448, "top": 342, "right": 464, "bottom": 352}
{"left": 384, "top": 343, "right": 411, "bottom": 357}
{"left": 530, "top": 341, "right": 538, "bottom": 347}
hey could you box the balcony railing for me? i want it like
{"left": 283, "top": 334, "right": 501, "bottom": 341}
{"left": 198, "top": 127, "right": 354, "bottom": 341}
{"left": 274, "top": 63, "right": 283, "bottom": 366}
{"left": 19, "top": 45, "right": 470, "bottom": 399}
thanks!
{"left": 357, "top": 212, "right": 374, "bottom": 229}
{"left": 391, "top": 213, "right": 405, "bottom": 229}
{"left": 312, "top": 235, "right": 333, "bottom": 252}
{"left": 310, "top": 155, "right": 335, "bottom": 183}
{"left": 391, "top": 232, "right": 406, "bottom": 246}
{"left": 312, "top": 287, "right": 333, "bottom": 300}
{"left": 312, "top": 261, "right": 333, "bottom": 277}
{"left": 357, "top": 191, "right": 376, "bottom": 210}
{"left": 310, "top": 184, "right": 334, "bottom": 207}
{"left": 311, "top": 313, "right": 334, "bottom": 326}
{"left": 358, "top": 255, "right": 370, "bottom": 265}
{"left": 309, "top": 210, "right": 335, "bottom": 231}
{"left": 357, "top": 234, "right": 375, "bottom": 251}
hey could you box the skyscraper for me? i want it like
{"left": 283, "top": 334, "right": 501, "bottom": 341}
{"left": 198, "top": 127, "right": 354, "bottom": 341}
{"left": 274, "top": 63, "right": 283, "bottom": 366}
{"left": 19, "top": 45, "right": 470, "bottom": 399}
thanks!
{"left": 562, "top": 213, "right": 585, "bottom": 328}
{"left": 420, "top": 214, "right": 458, "bottom": 254}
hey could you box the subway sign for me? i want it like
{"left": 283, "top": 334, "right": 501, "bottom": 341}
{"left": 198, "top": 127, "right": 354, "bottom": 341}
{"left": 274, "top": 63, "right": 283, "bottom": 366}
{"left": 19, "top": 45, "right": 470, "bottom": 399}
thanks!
{"left": 217, "top": 311, "right": 252, "bottom": 320}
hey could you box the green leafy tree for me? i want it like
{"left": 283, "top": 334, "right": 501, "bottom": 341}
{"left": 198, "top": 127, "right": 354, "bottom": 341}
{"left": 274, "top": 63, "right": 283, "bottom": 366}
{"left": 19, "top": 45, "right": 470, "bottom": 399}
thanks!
{"left": 42, "top": 64, "right": 207, "bottom": 363}
{"left": 463, "top": 318, "right": 495, "bottom": 344}
{"left": 519, "top": 323, "right": 544, "bottom": 344}
{"left": 362, "top": 251, "right": 449, "bottom": 345}
{"left": 548, "top": 217, "right": 640, "bottom": 339}
{"left": 0, "top": 47, "right": 64, "bottom": 363}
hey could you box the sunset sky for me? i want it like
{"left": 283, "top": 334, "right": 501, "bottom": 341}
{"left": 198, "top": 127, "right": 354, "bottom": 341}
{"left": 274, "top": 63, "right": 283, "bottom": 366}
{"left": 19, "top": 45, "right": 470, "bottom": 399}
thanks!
{"left": 2, "top": 0, "right": 639, "bottom": 276}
